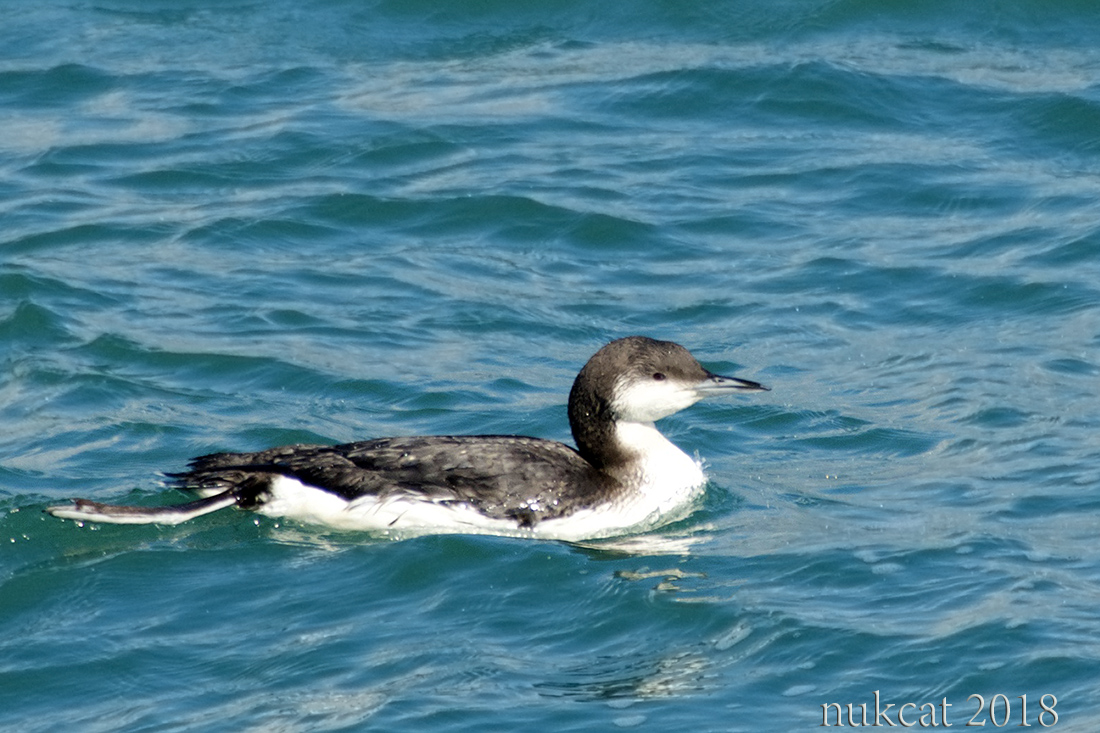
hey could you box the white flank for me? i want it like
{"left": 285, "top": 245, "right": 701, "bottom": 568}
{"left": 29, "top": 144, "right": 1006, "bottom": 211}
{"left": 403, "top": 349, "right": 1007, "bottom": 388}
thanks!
{"left": 257, "top": 430, "right": 707, "bottom": 542}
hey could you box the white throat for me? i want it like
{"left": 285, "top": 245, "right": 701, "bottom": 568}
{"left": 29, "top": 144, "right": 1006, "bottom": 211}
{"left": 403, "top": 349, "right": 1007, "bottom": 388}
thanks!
{"left": 612, "top": 421, "right": 707, "bottom": 503}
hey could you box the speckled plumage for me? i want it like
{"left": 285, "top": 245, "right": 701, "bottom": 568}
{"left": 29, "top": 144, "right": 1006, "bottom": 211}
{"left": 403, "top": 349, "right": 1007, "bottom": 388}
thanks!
{"left": 175, "top": 435, "right": 618, "bottom": 527}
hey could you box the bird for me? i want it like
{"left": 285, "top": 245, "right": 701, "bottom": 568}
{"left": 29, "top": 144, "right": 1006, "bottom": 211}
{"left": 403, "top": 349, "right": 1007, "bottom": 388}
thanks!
{"left": 47, "top": 336, "right": 767, "bottom": 540}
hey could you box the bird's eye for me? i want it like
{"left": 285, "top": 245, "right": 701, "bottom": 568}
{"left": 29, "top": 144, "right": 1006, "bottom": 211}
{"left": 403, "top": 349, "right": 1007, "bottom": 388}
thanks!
{"left": 652, "top": 372, "right": 666, "bottom": 381}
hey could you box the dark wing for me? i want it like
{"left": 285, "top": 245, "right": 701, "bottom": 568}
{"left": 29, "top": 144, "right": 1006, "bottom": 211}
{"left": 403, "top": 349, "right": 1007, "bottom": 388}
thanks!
{"left": 172, "top": 436, "right": 620, "bottom": 526}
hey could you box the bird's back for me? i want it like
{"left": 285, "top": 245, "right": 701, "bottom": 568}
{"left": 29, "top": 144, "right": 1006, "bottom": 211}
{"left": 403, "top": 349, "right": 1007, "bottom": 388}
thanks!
{"left": 173, "top": 435, "right": 620, "bottom": 527}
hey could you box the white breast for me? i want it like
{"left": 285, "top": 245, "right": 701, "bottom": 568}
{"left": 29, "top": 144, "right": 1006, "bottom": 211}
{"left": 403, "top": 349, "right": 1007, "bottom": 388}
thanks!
{"left": 523, "top": 424, "right": 708, "bottom": 540}
{"left": 611, "top": 420, "right": 707, "bottom": 504}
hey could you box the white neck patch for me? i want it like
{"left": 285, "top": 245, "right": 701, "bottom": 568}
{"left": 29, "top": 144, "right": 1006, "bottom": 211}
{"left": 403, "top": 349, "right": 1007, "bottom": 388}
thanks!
{"left": 613, "top": 421, "right": 707, "bottom": 503}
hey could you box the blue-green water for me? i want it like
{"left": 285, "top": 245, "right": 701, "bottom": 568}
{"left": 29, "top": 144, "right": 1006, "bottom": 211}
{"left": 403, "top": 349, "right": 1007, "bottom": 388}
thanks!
{"left": 3, "top": 0, "right": 1100, "bottom": 730}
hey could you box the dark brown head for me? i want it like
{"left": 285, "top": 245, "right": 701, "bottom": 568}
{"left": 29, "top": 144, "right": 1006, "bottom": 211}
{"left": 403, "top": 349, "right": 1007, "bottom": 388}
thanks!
{"left": 567, "top": 336, "right": 767, "bottom": 467}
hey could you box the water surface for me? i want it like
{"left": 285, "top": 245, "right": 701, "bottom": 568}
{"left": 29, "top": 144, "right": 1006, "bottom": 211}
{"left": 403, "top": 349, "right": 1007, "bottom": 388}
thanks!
{"left": 2, "top": 0, "right": 1099, "bottom": 730}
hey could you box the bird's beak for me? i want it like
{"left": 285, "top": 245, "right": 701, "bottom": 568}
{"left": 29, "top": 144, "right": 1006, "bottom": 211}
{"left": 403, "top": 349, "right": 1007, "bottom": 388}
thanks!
{"left": 696, "top": 371, "right": 769, "bottom": 395}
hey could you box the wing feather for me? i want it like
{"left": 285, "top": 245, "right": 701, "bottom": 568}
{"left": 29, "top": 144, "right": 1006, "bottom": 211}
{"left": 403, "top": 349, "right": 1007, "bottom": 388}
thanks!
{"left": 172, "top": 436, "right": 620, "bottom": 525}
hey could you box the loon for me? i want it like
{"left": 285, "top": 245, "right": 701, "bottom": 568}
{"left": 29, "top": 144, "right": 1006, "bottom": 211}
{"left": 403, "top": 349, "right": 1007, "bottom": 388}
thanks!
{"left": 47, "top": 336, "right": 767, "bottom": 540}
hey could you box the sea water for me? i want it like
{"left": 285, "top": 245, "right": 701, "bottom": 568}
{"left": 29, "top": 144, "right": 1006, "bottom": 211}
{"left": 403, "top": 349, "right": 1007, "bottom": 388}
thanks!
{"left": 2, "top": 1, "right": 1099, "bottom": 730}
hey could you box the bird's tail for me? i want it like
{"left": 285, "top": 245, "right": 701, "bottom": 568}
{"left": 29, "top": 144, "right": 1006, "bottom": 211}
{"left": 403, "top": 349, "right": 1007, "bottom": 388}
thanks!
{"left": 46, "top": 490, "right": 239, "bottom": 525}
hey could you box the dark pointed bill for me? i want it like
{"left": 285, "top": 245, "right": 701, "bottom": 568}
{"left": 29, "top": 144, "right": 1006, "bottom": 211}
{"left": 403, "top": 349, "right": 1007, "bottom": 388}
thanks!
{"left": 697, "top": 371, "right": 769, "bottom": 394}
